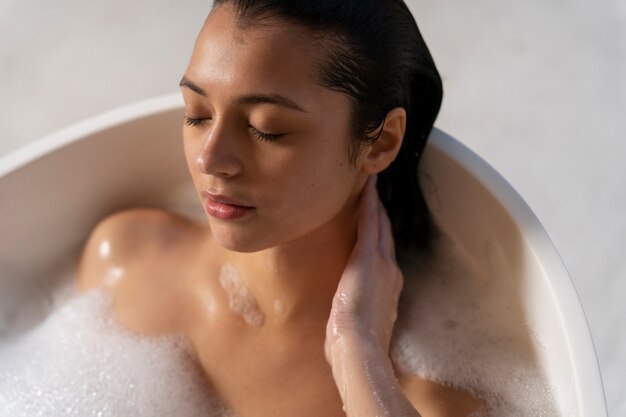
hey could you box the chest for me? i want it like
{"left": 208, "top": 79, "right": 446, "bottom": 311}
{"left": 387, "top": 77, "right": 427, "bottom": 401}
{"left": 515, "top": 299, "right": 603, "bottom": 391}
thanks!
{"left": 189, "top": 316, "right": 345, "bottom": 417}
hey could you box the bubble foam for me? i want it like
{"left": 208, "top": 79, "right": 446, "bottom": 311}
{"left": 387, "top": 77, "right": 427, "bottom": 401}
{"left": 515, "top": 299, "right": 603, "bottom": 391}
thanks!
{"left": 0, "top": 289, "right": 233, "bottom": 417}
{"left": 0, "top": 234, "right": 562, "bottom": 417}
{"left": 219, "top": 263, "right": 265, "bottom": 327}
{"left": 392, "top": 236, "right": 561, "bottom": 416}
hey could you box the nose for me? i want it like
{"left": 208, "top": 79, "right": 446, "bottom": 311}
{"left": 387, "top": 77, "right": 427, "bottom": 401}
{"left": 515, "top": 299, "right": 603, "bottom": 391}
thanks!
{"left": 195, "top": 121, "right": 243, "bottom": 178}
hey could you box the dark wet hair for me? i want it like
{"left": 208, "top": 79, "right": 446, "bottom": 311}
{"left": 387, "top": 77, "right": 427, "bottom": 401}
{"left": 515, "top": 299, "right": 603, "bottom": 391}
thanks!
{"left": 212, "top": 0, "right": 443, "bottom": 257}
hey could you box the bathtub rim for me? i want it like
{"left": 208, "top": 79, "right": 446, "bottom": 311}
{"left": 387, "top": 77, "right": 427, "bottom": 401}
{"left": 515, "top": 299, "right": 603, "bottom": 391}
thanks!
{"left": 0, "top": 93, "right": 607, "bottom": 416}
{"left": 0, "top": 93, "right": 184, "bottom": 178}
{"left": 426, "top": 129, "right": 607, "bottom": 417}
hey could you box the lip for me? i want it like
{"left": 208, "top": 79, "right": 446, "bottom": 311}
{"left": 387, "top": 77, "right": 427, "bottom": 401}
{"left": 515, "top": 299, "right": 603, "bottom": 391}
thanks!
{"left": 202, "top": 190, "right": 255, "bottom": 220}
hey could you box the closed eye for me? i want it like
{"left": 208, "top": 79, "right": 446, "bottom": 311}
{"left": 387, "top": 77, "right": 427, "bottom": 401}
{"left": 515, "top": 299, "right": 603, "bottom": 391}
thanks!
{"left": 249, "top": 125, "right": 284, "bottom": 142}
{"left": 184, "top": 116, "right": 209, "bottom": 128}
{"left": 184, "top": 116, "right": 284, "bottom": 142}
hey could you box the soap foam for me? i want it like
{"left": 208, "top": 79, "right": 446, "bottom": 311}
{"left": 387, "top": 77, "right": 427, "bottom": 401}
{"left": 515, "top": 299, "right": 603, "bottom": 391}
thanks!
{"left": 219, "top": 264, "right": 265, "bottom": 327}
{"left": 0, "top": 287, "right": 233, "bottom": 417}
{"left": 392, "top": 235, "right": 560, "bottom": 416}
{"left": 0, "top": 234, "right": 561, "bottom": 417}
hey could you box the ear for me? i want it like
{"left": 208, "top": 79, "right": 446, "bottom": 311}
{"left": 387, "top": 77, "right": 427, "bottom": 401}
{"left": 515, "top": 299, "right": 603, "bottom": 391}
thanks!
{"left": 360, "top": 107, "right": 406, "bottom": 174}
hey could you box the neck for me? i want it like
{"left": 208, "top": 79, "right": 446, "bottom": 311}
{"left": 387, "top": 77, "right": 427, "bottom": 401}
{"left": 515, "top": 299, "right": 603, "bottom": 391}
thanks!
{"left": 226, "top": 197, "right": 360, "bottom": 326}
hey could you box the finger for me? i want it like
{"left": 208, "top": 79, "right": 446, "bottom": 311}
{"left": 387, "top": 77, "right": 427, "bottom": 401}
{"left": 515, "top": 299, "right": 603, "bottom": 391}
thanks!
{"left": 355, "top": 175, "right": 379, "bottom": 252}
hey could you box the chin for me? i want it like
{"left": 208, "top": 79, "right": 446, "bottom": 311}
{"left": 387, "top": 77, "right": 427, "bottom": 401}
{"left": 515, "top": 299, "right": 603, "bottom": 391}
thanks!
{"left": 208, "top": 221, "right": 272, "bottom": 253}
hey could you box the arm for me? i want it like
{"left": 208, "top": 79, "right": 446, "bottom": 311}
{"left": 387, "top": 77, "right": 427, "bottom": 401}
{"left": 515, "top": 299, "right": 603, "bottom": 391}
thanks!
{"left": 327, "top": 333, "right": 421, "bottom": 417}
{"left": 325, "top": 175, "right": 420, "bottom": 417}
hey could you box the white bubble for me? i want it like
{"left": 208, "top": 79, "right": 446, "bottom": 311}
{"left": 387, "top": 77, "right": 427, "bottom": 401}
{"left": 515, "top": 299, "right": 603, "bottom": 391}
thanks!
{"left": 218, "top": 263, "right": 265, "bottom": 327}
{"left": 0, "top": 289, "right": 234, "bottom": 417}
{"left": 0, "top": 234, "right": 561, "bottom": 417}
{"left": 391, "top": 235, "right": 560, "bottom": 416}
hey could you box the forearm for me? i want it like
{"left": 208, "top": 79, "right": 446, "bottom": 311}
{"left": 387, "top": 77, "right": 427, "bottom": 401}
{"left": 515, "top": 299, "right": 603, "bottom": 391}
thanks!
{"left": 328, "top": 333, "right": 421, "bottom": 417}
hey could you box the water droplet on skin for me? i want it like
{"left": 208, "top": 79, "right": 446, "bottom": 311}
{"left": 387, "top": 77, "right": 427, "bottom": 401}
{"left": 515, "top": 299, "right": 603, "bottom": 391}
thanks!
{"left": 201, "top": 289, "right": 217, "bottom": 317}
{"left": 99, "top": 240, "right": 112, "bottom": 259}
{"left": 105, "top": 267, "right": 124, "bottom": 287}
{"left": 337, "top": 292, "right": 349, "bottom": 305}
{"left": 273, "top": 299, "right": 285, "bottom": 315}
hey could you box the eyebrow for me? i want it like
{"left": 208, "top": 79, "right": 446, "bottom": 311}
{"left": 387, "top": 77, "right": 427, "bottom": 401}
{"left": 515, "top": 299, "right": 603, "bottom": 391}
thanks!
{"left": 179, "top": 77, "right": 206, "bottom": 96}
{"left": 179, "top": 76, "right": 308, "bottom": 113}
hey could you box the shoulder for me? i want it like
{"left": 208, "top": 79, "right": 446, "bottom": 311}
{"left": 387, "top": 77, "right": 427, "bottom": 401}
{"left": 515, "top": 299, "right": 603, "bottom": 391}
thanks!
{"left": 75, "top": 207, "right": 198, "bottom": 292}
{"left": 398, "top": 372, "right": 483, "bottom": 417}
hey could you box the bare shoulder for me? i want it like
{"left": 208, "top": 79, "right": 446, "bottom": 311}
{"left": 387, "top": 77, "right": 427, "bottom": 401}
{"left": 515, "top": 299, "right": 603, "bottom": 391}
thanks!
{"left": 75, "top": 207, "right": 200, "bottom": 292}
{"left": 398, "top": 372, "right": 483, "bottom": 417}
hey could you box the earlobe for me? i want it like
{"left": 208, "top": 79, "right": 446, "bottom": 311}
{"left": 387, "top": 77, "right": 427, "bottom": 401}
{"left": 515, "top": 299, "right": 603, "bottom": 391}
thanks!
{"left": 362, "top": 107, "right": 406, "bottom": 174}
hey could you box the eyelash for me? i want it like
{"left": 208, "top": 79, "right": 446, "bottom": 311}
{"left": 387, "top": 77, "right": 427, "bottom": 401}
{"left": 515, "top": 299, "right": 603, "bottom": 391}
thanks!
{"left": 184, "top": 116, "right": 206, "bottom": 128}
{"left": 184, "top": 116, "right": 283, "bottom": 142}
{"left": 251, "top": 128, "right": 283, "bottom": 142}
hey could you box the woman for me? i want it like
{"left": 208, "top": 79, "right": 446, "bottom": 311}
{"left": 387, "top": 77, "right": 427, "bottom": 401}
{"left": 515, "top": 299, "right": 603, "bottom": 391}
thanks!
{"left": 77, "top": 1, "right": 481, "bottom": 416}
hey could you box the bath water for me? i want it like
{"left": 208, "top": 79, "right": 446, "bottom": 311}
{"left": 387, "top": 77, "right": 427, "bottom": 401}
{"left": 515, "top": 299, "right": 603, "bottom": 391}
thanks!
{"left": 0, "top": 231, "right": 560, "bottom": 416}
{"left": 392, "top": 235, "right": 560, "bottom": 417}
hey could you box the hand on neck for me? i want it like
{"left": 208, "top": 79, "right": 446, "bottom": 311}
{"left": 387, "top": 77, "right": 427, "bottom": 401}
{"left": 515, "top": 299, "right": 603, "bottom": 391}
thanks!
{"left": 219, "top": 193, "right": 361, "bottom": 327}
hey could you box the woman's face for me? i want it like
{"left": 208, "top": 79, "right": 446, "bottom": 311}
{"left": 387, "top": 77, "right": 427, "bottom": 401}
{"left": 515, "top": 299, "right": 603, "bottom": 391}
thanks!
{"left": 181, "top": 3, "right": 367, "bottom": 252}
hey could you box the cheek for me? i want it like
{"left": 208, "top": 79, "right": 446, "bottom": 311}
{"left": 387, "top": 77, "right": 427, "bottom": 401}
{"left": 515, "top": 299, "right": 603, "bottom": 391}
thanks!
{"left": 265, "top": 147, "right": 357, "bottom": 226}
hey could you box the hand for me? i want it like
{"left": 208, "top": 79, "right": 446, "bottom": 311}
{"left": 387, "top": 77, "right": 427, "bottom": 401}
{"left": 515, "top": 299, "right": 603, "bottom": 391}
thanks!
{"left": 325, "top": 175, "right": 404, "bottom": 363}
{"left": 323, "top": 176, "right": 419, "bottom": 417}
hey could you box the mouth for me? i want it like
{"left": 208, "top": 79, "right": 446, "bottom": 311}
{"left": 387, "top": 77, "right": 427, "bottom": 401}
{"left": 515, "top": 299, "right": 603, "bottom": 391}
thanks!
{"left": 201, "top": 190, "right": 255, "bottom": 220}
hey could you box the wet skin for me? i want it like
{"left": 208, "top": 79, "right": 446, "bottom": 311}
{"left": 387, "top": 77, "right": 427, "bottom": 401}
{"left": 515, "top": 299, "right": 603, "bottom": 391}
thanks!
{"left": 76, "top": 204, "right": 480, "bottom": 417}
{"left": 76, "top": 3, "right": 481, "bottom": 417}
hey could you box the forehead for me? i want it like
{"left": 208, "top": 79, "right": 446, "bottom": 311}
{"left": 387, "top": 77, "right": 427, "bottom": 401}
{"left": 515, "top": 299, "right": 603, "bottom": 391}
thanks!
{"left": 186, "top": 4, "right": 328, "bottom": 103}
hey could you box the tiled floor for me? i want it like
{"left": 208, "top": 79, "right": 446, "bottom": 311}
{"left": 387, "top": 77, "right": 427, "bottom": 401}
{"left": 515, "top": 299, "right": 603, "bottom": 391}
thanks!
{"left": 1, "top": 1, "right": 624, "bottom": 415}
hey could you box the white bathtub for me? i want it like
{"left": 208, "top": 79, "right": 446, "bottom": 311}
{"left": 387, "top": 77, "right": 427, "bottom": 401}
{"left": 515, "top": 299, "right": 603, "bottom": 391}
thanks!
{"left": 0, "top": 94, "right": 607, "bottom": 417}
